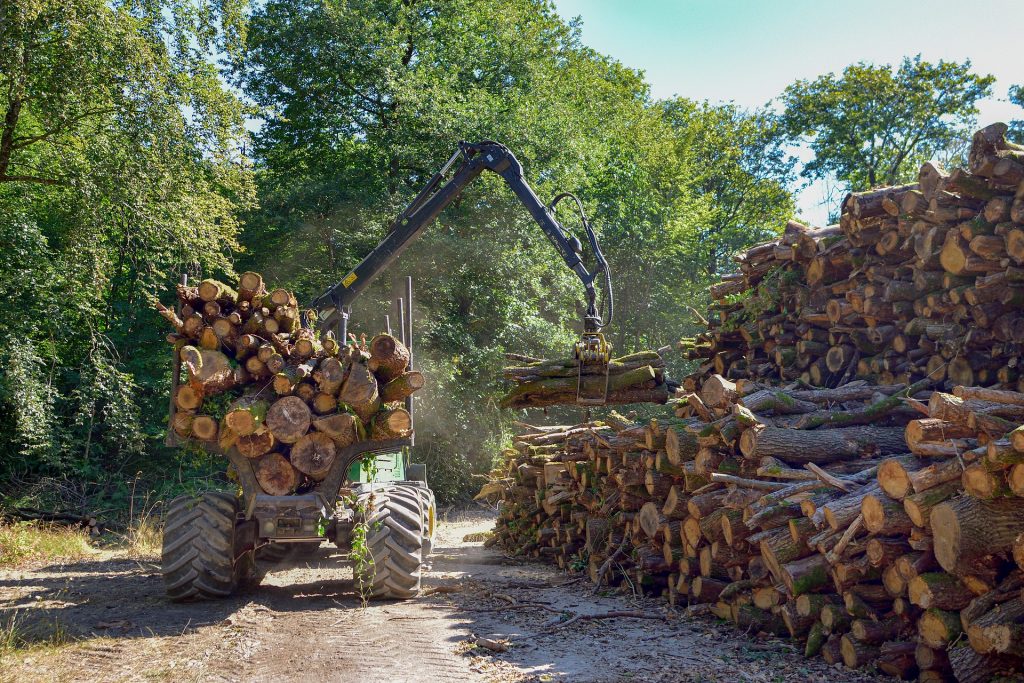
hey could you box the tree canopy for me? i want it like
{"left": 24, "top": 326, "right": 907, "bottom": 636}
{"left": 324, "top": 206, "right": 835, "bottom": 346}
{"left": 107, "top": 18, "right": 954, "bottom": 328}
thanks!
{"left": 781, "top": 55, "right": 995, "bottom": 190}
{"left": 0, "top": 0, "right": 252, "bottom": 501}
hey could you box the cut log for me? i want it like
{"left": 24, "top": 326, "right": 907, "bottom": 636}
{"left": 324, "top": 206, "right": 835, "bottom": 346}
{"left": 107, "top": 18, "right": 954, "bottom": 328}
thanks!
{"left": 850, "top": 617, "right": 903, "bottom": 645}
{"left": 948, "top": 643, "right": 1023, "bottom": 683}
{"left": 779, "top": 553, "right": 830, "bottom": 597}
{"left": 918, "top": 608, "right": 962, "bottom": 649}
{"left": 861, "top": 493, "right": 914, "bottom": 535}
{"left": 839, "top": 635, "right": 879, "bottom": 669}
{"left": 197, "top": 278, "right": 237, "bottom": 303}
{"left": 368, "top": 333, "right": 411, "bottom": 382}
{"left": 313, "top": 412, "right": 359, "bottom": 448}
{"left": 875, "top": 641, "right": 918, "bottom": 680}
{"left": 254, "top": 452, "right": 299, "bottom": 495}
{"left": 180, "top": 346, "right": 237, "bottom": 397}
{"left": 237, "top": 271, "right": 266, "bottom": 302}
{"left": 908, "top": 572, "right": 975, "bottom": 610}
{"left": 290, "top": 432, "right": 337, "bottom": 480}
{"left": 665, "top": 425, "right": 700, "bottom": 464}
{"left": 966, "top": 597, "right": 1024, "bottom": 655}
{"left": 739, "top": 425, "right": 906, "bottom": 464}
{"left": 266, "top": 396, "right": 312, "bottom": 444}
{"left": 371, "top": 406, "right": 412, "bottom": 440}
{"left": 315, "top": 357, "right": 345, "bottom": 394}
{"left": 224, "top": 398, "right": 268, "bottom": 437}
{"left": 500, "top": 364, "right": 667, "bottom": 409}
{"left": 235, "top": 430, "right": 276, "bottom": 459}
{"left": 174, "top": 385, "right": 202, "bottom": 412}
{"left": 379, "top": 371, "right": 425, "bottom": 403}
{"left": 930, "top": 496, "right": 1024, "bottom": 574}
{"left": 903, "top": 480, "right": 960, "bottom": 527}
{"left": 190, "top": 415, "right": 218, "bottom": 441}
{"left": 339, "top": 352, "right": 381, "bottom": 421}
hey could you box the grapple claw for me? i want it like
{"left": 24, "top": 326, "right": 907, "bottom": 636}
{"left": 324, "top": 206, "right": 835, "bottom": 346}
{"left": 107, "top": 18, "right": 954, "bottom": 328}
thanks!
{"left": 574, "top": 332, "right": 611, "bottom": 405}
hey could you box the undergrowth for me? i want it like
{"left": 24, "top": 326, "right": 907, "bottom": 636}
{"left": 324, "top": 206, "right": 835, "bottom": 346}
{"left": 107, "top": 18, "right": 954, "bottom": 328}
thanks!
{"left": 0, "top": 523, "right": 92, "bottom": 569}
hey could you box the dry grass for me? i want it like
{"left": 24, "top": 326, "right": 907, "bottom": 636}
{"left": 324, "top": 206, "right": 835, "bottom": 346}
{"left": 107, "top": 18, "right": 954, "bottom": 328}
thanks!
{"left": 0, "top": 522, "right": 93, "bottom": 569}
{"left": 123, "top": 495, "right": 162, "bottom": 559}
{"left": 0, "top": 610, "right": 72, "bottom": 666}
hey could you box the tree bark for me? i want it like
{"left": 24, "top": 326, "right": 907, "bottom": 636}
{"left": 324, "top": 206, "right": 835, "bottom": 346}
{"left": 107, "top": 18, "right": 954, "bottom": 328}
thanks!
{"left": 931, "top": 496, "right": 1024, "bottom": 574}
{"left": 740, "top": 424, "right": 905, "bottom": 464}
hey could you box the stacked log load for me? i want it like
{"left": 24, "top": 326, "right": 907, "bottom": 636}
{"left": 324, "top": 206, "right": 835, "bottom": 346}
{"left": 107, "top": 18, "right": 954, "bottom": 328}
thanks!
{"left": 484, "top": 124, "right": 1024, "bottom": 681}
{"left": 680, "top": 123, "right": 1024, "bottom": 393}
{"left": 155, "top": 272, "right": 421, "bottom": 495}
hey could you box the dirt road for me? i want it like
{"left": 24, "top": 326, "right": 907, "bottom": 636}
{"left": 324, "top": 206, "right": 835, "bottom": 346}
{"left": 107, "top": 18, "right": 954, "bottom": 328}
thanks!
{"left": 0, "top": 510, "right": 888, "bottom": 683}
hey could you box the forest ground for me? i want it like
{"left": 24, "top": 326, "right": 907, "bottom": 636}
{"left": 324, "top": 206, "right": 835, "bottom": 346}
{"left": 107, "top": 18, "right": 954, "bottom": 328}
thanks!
{"left": 0, "top": 510, "right": 889, "bottom": 683}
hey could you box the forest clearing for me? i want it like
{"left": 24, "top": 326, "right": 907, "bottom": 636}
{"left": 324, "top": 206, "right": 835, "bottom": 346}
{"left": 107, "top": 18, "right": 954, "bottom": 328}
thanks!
{"left": 4, "top": 1, "right": 1024, "bottom": 682}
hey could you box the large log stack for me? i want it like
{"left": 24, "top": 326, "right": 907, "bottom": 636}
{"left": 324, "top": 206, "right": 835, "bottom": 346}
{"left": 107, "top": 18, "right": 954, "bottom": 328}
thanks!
{"left": 485, "top": 380, "right": 1024, "bottom": 680}
{"left": 485, "top": 124, "right": 1024, "bottom": 681}
{"left": 680, "top": 123, "right": 1024, "bottom": 394}
{"left": 156, "top": 272, "right": 420, "bottom": 495}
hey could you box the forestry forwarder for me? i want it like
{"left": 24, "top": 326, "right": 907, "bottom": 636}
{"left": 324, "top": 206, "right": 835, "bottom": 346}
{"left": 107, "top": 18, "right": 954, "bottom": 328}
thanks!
{"left": 162, "top": 141, "right": 613, "bottom": 601}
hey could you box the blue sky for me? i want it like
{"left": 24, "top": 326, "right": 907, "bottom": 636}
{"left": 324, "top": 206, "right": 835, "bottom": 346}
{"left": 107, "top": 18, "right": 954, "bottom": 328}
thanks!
{"left": 552, "top": 0, "right": 1024, "bottom": 223}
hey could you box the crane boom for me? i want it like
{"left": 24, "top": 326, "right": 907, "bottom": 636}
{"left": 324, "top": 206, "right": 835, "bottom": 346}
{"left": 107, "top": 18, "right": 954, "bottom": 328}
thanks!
{"left": 311, "top": 141, "right": 612, "bottom": 338}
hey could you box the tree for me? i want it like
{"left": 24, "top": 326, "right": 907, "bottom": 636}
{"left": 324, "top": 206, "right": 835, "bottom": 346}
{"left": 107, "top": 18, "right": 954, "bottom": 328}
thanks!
{"left": 1010, "top": 84, "right": 1024, "bottom": 144}
{"left": 663, "top": 101, "right": 795, "bottom": 278}
{"left": 0, "top": 0, "right": 253, "bottom": 492}
{"left": 781, "top": 56, "right": 994, "bottom": 191}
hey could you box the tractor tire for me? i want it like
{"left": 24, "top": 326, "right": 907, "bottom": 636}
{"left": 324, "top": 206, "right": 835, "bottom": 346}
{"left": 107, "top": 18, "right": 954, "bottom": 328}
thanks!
{"left": 387, "top": 484, "right": 436, "bottom": 557}
{"left": 412, "top": 486, "right": 437, "bottom": 557}
{"left": 353, "top": 487, "right": 424, "bottom": 600}
{"left": 162, "top": 491, "right": 248, "bottom": 602}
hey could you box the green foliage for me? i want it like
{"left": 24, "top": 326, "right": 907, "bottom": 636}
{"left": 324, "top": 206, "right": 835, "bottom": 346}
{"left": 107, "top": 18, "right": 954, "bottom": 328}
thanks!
{"left": 781, "top": 55, "right": 995, "bottom": 190}
{"left": 344, "top": 491, "right": 378, "bottom": 607}
{"left": 661, "top": 101, "right": 795, "bottom": 278}
{"left": 0, "top": 0, "right": 253, "bottom": 502}
{"left": 0, "top": 522, "right": 92, "bottom": 569}
{"left": 1010, "top": 84, "right": 1024, "bottom": 144}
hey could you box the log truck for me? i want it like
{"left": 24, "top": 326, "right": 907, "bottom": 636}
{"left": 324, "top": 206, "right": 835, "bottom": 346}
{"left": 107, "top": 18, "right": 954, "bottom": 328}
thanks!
{"left": 162, "top": 140, "right": 613, "bottom": 601}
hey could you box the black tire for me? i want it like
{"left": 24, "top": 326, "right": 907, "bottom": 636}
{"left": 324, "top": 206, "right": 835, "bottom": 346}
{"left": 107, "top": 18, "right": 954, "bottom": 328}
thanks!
{"left": 387, "top": 484, "right": 435, "bottom": 557}
{"left": 162, "top": 491, "right": 247, "bottom": 602}
{"left": 412, "top": 487, "right": 436, "bottom": 557}
{"left": 353, "top": 487, "right": 424, "bottom": 600}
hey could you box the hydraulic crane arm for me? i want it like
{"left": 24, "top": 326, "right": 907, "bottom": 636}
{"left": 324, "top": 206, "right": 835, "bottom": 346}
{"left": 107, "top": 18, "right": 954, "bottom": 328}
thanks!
{"left": 311, "top": 141, "right": 612, "bottom": 339}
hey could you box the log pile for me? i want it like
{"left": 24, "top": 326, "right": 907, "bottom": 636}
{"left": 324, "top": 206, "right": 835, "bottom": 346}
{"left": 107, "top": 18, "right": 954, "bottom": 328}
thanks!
{"left": 483, "top": 379, "right": 1024, "bottom": 680}
{"left": 499, "top": 351, "right": 670, "bottom": 408}
{"left": 680, "top": 123, "right": 1024, "bottom": 394}
{"left": 484, "top": 123, "right": 1024, "bottom": 679}
{"left": 155, "top": 272, "right": 421, "bottom": 495}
